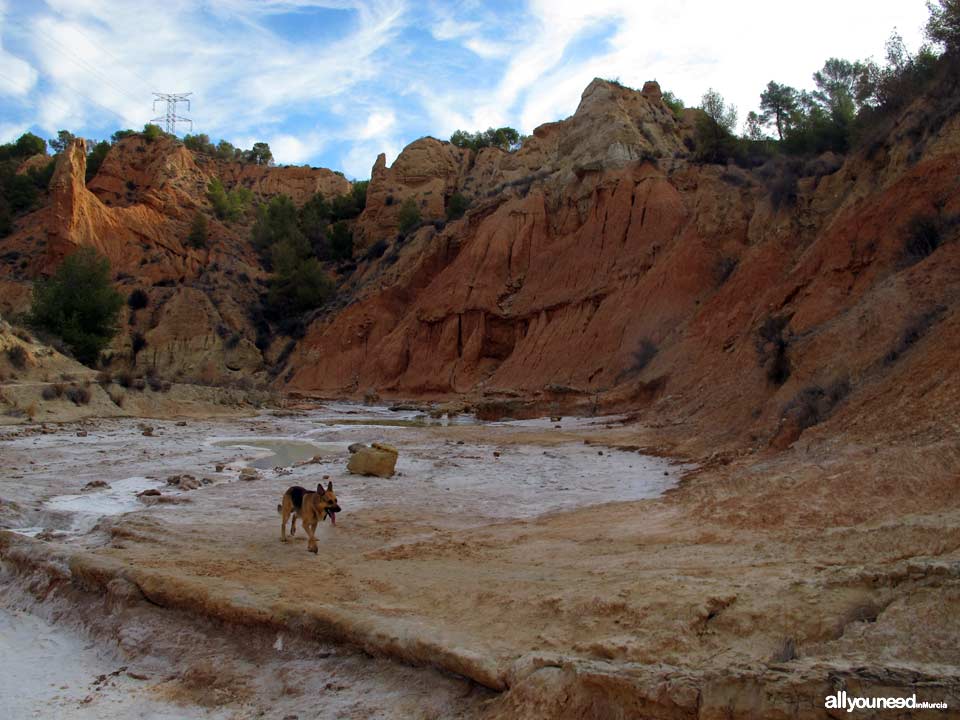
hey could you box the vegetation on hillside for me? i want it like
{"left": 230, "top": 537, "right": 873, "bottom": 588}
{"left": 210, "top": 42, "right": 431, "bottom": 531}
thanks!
{"left": 690, "top": 1, "right": 959, "bottom": 166}
{"left": 248, "top": 180, "right": 369, "bottom": 331}
{"left": 0, "top": 133, "right": 55, "bottom": 237}
{"left": 28, "top": 247, "right": 123, "bottom": 366}
{"left": 449, "top": 127, "right": 522, "bottom": 152}
{"left": 183, "top": 133, "right": 274, "bottom": 165}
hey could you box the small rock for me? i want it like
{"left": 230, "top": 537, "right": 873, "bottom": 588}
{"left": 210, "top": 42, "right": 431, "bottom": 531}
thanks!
{"left": 175, "top": 420, "right": 187, "bottom": 426}
{"left": 138, "top": 488, "right": 161, "bottom": 497}
{"left": 239, "top": 467, "right": 260, "bottom": 481}
{"left": 201, "top": 477, "right": 215, "bottom": 485}
{"left": 550, "top": 416, "right": 562, "bottom": 422}
{"left": 493, "top": 451, "right": 501, "bottom": 458}
{"left": 598, "top": 450, "right": 603, "bottom": 456}
{"left": 554, "top": 424, "right": 562, "bottom": 429}
{"left": 456, "top": 440, "right": 464, "bottom": 445}
{"left": 215, "top": 464, "right": 225, "bottom": 472}
{"left": 142, "top": 428, "right": 154, "bottom": 437}
{"left": 177, "top": 475, "right": 201, "bottom": 491}
{"left": 76, "top": 430, "right": 88, "bottom": 437}
{"left": 347, "top": 442, "right": 365, "bottom": 454}
{"left": 82, "top": 480, "right": 110, "bottom": 492}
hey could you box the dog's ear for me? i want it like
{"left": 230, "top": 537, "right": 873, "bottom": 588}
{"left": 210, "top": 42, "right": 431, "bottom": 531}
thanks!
{"left": 316, "top": 483, "right": 323, "bottom": 494}
{"left": 327, "top": 480, "right": 333, "bottom": 492}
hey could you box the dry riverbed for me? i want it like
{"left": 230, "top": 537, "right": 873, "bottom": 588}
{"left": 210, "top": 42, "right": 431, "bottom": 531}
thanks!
{"left": 2, "top": 402, "right": 959, "bottom": 718}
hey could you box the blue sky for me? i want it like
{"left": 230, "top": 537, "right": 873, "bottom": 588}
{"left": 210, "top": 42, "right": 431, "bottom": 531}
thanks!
{"left": 0, "top": 0, "right": 932, "bottom": 179}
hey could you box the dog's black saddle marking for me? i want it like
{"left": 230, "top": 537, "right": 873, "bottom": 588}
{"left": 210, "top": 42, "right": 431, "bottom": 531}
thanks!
{"left": 288, "top": 486, "right": 308, "bottom": 511}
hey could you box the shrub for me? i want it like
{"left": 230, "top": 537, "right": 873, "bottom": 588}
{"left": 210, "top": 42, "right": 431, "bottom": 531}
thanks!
{"left": 781, "top": 378, "right": 850, "bottom": 430}
{"left": 142, "top": 123, "right": 162, "bottom": 143}
{"left": 363, "top": 239, "right": 388, "bottom": 261}
{"left": 715, "top": 256, "right": 739, "bottom": 285}
{"left": 397, "top": 198, "right": 421, "bottom": 235}
{"left": 132, "top": 377, "right": 146, "bottom": 391}
{"left": 884, "top": 306, "right": 946, "bottom": 365}
{"left": 446, "top": 192, "right": 469, "bottom": 221}
{"left": 65, "top": 385, "right": 91, "bottom": 405}
{"left": 207, "top": 179, "right": 251, "bottom": 222}
{"left": 127, "top": 288, "right": 149, "bottom": 310}
{"left": 29, "top": 248, "right": 123, "bottom": 366}
{"left": 96, "top": 370, "right": 112, "bottom": 386}
{"left": 187, "top": 211, "right": 208, "bottom": 249}
{"left": 769, "top": 170, "right": 799, "bottom": 210}
{"left": 131, "top": 332, "right": 147, "bottom": 361}
{"left": 41, "top": 385, "right": 57, "bottom": 400}
{"left": 327, "top": 220, "right": 353, "bottom": 261}
{"left": 902, "top": 214, "right": 943, "bottom": 264}
{"left": 86, "top": 140, "right": 110, "bottom": 182}
{"left": 5, "top": 345, "right": 26, "bottom": 369}
{"left": 449, "top": 127, "right": 521, "bottom": 152}
{"left": 147, "top": 374, "right": 164, "bottom": 392}
{"left": 755, "top": 314, "right": 792, "bottom": 385}
{"left": 117, "top": 370, "right": 134, "bottom": 388}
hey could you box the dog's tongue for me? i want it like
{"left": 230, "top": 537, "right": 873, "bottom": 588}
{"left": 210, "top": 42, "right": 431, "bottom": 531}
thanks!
{"left": 330, "top": 512, "right": 336, "bottom": 526}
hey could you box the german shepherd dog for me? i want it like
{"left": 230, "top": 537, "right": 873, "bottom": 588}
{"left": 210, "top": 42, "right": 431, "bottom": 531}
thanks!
{"left": 278, "top": 481, "right": 340, "bottom": 553}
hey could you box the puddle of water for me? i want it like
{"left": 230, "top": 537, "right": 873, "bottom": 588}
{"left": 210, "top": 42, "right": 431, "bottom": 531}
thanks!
{"left": 211, "top": 438, "right": 333, "bottom": 469}
{"left": 42, "top": 476, "right": 166, "bottom": 534}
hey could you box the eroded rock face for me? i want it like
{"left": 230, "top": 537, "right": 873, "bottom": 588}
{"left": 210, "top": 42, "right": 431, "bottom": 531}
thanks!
{"left": 288, "top": 77, "right": 960, "bottom": 453}
{"left": 0, "top": 134, "right": 345, "bottom": 384}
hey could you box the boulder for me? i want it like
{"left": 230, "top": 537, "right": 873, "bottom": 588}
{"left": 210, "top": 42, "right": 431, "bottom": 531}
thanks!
{"left": 239, "top": 467, "right": 260, "bottom": 481}
{"left": 82, "top": 480, "right": 109, "bottom": 491}
{"left": 347, "top": 442, "right": 366, "bottom": 454}
{"left": 347, "top": 442, "right": 398, "bottom": 478}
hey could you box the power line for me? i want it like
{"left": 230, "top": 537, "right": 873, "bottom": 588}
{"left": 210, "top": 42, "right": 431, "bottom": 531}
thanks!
{"left": 0, "top": 69, "right": 132, "bottom": 129}
{"left": 151, "top": 92, "right": 192, "bottom": 135}
{"left": 65, "top": 24, "right": 156, "bottom": 94}
{"left": 29, "top": 30, "right": 147, "bottom": 109}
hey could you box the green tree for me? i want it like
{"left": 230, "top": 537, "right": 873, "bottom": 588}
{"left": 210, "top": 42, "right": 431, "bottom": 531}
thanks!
{"left": 327, "top": 220, "right": 353, "bottom": 261}
{"left": 449, "top": 127, "right": 522, "bottom": 152}
{"left": 15, "top": 133, "right": 46, "bottom": 157}
{"left": 446, "top": 192, "right": 469, "bottom": 221}
{"left": 247, "top": 142, "right": 273, "bottom": 166}
{"left": 759, "top": 82, "right": 799, "bottom": 140}
{"left": 142, "top": 123, "right": 163, "bottom": 143}
{"left": 86, "top": 140, "right": 111, "bottom": 182}
{"left": 695, "top": 89, "right": 738, "bottom": 163}
{"left": 187, "top": 211, "right": 208, "bottom": 248}
{"left": 29, "top": 247, "right": 123, "bottom": 366}
{"left": 183, "top": 133, "right": 215, "bottom": 154}
{"left": 661, "top": 91, "right": 685, "bottom": 117}
{"left": 744, "top": 111, "right": 766, "bottom": 141}
{"left": 48, "top": 130, "right": 76, "bottom": 154}
{"left": 111, "top": 129, "right": 136, "bottom": 143}
{"left": 926, "top": 0, "right": 960, "bottom": 53}
{"left": 252, "top": 195, "right": 301, "bottom": 258}
{"left": 215, "top": 140, "right": 240, "bottom": 160}
{"left": 207, "top": 179, "right": 251, "bottom": 222}
{"left": 397, "top": 197, "right": 421, "bottom": 235}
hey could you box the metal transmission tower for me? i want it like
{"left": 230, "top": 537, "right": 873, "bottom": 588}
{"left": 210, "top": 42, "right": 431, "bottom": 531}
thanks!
{"left": 151, "top": 92, "right": 193, "bottom": 135}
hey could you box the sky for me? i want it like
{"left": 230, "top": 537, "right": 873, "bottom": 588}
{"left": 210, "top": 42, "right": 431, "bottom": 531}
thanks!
{"left": 0, "top": 0, "right": 932, "bottom": 179}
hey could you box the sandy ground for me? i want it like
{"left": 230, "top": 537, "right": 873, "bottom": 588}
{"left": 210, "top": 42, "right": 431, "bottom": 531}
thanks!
{"left": 2, "top": 403, "right": 960, "bottom": 718}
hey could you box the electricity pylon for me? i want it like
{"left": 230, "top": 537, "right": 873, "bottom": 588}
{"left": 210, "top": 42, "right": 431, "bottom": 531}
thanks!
{"left": 151, "top": 92, "right": 193, "bottom": 135}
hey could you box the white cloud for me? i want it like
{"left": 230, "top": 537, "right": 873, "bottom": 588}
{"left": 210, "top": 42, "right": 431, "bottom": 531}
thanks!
{"left": 268, "top": 133, "right": 326, "bottom": 164}
{"left": 0, "top": 0, "right": 935, "bottom": 167}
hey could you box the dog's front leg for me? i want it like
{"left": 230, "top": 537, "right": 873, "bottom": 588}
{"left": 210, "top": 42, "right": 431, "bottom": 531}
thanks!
{"left": 306, "top": 520, "right": 318, "bottom": 554}
{"left": 281, "top": 503, "right": 290, "bottom": 543}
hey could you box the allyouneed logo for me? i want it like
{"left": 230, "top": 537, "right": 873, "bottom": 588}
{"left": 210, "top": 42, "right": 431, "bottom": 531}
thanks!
{"left": 825, "top": 690, "right": 948, "bottom": 712}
